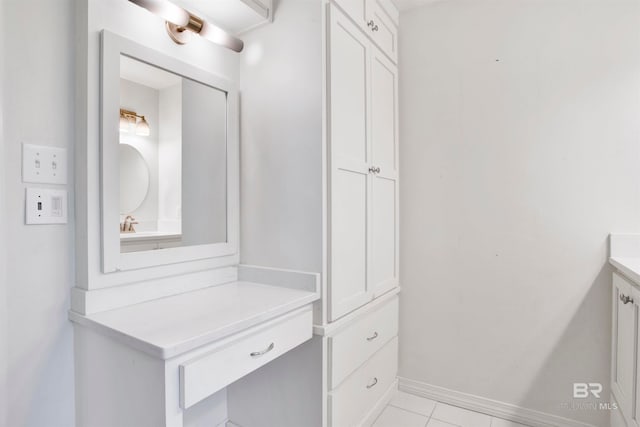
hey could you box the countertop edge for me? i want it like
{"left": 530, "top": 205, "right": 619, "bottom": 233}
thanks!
{"left": 69, "top": 284, "right": 320, "bottom": 360}
{"left": 610, "top": 257, "right": 640, "bottom": 286}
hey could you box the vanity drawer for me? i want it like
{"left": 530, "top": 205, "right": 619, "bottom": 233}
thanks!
{"left": 329, "top": 337, "right": 398, "bottom": 427}
{"left": 329, "top": 296, "right": 398, "bottom": 388}
{"left": 180, "top": 306, "right": 312, "bottom": 409}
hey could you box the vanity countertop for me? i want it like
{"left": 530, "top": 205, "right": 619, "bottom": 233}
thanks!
{"left": 609, "top": 233, "right": 640, "bottom": 286}
{"left": 610, "top": 257, "right": 640, "bottom": 286}
{"left": 69, "top": 281, "right": 319, "bottom": 359}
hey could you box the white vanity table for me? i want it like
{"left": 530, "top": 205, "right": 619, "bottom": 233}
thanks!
{"left": 72, "top": 274, "right": 319, "bottom": 427}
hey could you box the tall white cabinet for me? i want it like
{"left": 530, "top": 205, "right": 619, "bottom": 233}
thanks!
{"left": 323, "top": 1, "right": 400, "bottom": 426}
{"left": 328, "top": 4, "right": 399, "bottom": 321}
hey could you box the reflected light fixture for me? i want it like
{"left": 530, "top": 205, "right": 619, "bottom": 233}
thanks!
{"left": 120, "top": 109, "right": 151, "bottom": 136}
{"left": 128, "top": 0, "right": 244, "bottom": 53}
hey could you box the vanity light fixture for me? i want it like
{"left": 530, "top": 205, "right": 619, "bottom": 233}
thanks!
{"left": 120, "top": 109, "right": 151, "bottom": 136}
{"left": 128, "top": 0, "right": 244, "bottom": 52}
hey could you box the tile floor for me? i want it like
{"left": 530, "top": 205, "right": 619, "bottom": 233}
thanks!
{"left": 372, "top": 392, "right": 530, "bottom": 427}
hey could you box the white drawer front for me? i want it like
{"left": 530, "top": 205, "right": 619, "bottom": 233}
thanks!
{"left": 329, "top": 337, "right": 398, "bottom": 427}
{"left": 180, "top": 307, "right": 313, "bottom": 409}
{"left": 329, "top": 296, "right": 398, "bottom": 388}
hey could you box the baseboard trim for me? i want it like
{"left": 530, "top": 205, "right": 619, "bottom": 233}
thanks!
{"left": 398, "top": 377, "right": 598, "bottom": 427}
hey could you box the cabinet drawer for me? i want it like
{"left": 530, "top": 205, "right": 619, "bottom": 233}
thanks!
{"left": 180, "top": 307, "right": 312, "bottom": 409}
{"left": 329, "top": 337, "right": 398, "bottom": 427}
{"left": 329, "top": 296, "right": 398, "bottom": 388}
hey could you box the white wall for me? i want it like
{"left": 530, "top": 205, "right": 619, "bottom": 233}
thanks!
{"left": 2, "top": 0, "right": 76, "bottom": 425}
{"left": 239, "top": 0, "right": 323, "bottom": 274}
{"left": 399, "top": 0, "right": 640, "bottom": 425}
{"left": 158, "top": 84, "right": 182, "bottom": 229}
{"left": 231, "top": 1, "right": 324, "bottom": 425}
{"left": 182, "top": 79, "right": 227, "bottom": 246}
{"left": 0, "top": 0, "right": 7, "bottom": 425}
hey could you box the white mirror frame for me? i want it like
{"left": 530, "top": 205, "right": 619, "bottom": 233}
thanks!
{"left": 100, "top": 30, "right": 239, "bottom": 273}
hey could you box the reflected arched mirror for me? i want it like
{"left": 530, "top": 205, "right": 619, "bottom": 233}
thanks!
{"left": 119, "top": 143, "right": 150, "bottom": 213}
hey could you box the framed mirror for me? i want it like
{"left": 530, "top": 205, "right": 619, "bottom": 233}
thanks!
{"left": 101, "top": 31, "right": 239, "bottom": 272}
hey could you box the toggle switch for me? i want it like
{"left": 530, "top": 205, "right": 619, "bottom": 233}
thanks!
{"left": 22, "top": 144, "right": 67, "bottom": 185}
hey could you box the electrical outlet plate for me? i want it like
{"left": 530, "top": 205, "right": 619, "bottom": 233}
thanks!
{"left": 25, "top": 188, "right": 68, "bottom": 225}
{"left": 22, "top": 143, "right": 67, "bottom": 185}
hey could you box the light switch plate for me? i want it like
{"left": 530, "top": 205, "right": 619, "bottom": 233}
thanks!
{"left": 22, "top": 143, "right": 67, "bottom": 185}
{"left": 25, "top": 188, "right": 68, "bottom": 225}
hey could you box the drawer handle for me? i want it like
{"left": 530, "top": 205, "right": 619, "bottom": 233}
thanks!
{"left": 621, "top": 294, "right": 634, "bottom": 305}
{"left": 366, "top": 377, "right": 378, "bottom": 389}
{"left": 366, "top": 332, "right": 379, "bottom": 341}
{"left": 250, "top": 342, "right": 275, "bottom": 357}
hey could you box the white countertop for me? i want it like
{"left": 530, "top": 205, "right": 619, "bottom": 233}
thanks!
{"left": 610, "top": 257, "right": 640, "bottom": 286}
{"left": 609, "top": 234, "right": 640, "bottom": 286}
{"left": 69, "top": 281, "right": 319, "bottom": 359}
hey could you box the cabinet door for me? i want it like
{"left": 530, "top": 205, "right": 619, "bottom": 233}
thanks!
{"left": 328, "top": 6, "right": 373, "bottom": 321}
{"left": 333, "top": 0, "right": 367, "bottom": 28}
{"left": 369, "top": 47, "right": 398, "bottom": 297}
{"left": 366, "top": 0, "right": 398, "bottom": 63}
{"left": 612, "top": 273, "right": 639, "bottom": 425}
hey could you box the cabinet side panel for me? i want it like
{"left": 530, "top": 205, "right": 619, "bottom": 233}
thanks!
{"left": 74, "top": 327, "right": 166, "bottom": 427}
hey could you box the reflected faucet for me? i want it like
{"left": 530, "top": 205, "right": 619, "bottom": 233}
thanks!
{"left": 121, "top": 215, "right": 139, "bottom": 233}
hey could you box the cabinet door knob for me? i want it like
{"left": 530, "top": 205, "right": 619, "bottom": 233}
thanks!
{"left": 366, "top": 332, "right": 379, "bottom": 341}
{"left": 366, "top": 377, "right": 378, "bottom": 389}
{"left": 250, "top": 342, "right": 275, "bottom": 357}
{"left": 620, "top": 294, "right": 634, "bottom": 305}
{"left": 367, "top": 20, "right": 375, "bottom": 28}
{"left": 368, "top": 166, "right": 381, "bottom": 174}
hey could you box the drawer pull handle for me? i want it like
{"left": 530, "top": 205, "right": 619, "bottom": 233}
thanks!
{"left": 250, "top": 343, "right": 275, "bottom": 357}
{"left": 366, "top": 377, "right": 378, "bottom": 389}
{"left": 621, "top": 294, "right": 634, "bottom": 305}
{"left": 366, "top": 332, "right": 379, "bottom": 341}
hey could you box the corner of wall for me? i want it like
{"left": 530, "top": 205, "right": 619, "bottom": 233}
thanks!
{"left": 0, "top": 1, "right": 7, "bottom": 425}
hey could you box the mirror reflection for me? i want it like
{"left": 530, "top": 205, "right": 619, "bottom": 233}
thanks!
{"left": 119, "top": 55, "right": 228, "bottom": 253}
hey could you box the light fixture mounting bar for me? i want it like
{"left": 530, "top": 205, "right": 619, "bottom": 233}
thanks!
{"left": 128, "top": 0, "right": 244, "bottom": 52}
{"left": 120, "top": 109, "right": 144, "bottom": 120}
